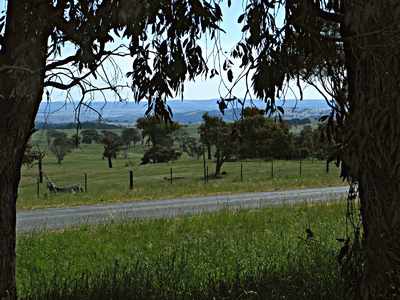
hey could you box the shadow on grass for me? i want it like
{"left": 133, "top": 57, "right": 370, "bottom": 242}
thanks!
{"left": 20, "top": 266, "right": 345, "bottom": 300}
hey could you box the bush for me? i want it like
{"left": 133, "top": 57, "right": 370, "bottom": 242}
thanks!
{"left": 141, "top": 145, "right": 181, "bottom": 164}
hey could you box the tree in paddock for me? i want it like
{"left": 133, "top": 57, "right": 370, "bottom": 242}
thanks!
{"left": 221, "top": 1, "right": 400, "bottom": 298}
{"left": 136, "top": 116, "right": 181, "bottom": 164}
{"left": 173, "top": 128, "right": 203, "bottom": 159}
{"left": 46, "top": 129, "right": 67, "bottom": 147}
{"left": 81, "top": 129, "right": 101, "bottom": 144}
{"left": 199, "top": 113, "right": 237, "bottom": 177}
{"left": 0, "top": 1, "right": 221, "bottom": 296}
{"left": 234, "top": 107, "right": 293, "bottom": 160}
{"left": 101, "top": 131, "right": 123, "bottom": 168}
{"left": 182, "top": 136, "right": 204, "bottom": 160}
{"left": 292, "top": 125, "right": 315, "bottom": 159}
{"left": 198, "top": 113, "right": 214, "bottom": 160}
{"left": 48, "top": 132, "right": 74, "bottom": 164}
{"left": 121, "top": 127, "right": 141, "bottom": 150}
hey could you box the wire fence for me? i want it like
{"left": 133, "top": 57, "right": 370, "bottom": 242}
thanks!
{"left": 18, "top": 159, "right": 340, "bottom": 204}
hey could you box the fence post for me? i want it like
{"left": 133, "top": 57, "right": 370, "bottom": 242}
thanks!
{"left": 36, "top": 177, "right": 40, "bottom": 199}
{"left": 38, "top": 157, "right": 43, "bottom": 183}
{"left": 240, "top": 162, "right": 243, "bottom": 182}
{"left": 271, "top": 160, "right": 274, "bottom": 178}
{"left": 206, "top": 165, "right": 209, "bottom": 183}
{"left": 129, "top": 170, "right": 133, "bottom": 190}
{"left": 203, "top": 148, "right": 207, "bottom": 184}
{"left": 170, "top": 168, "right": 173, "bottom": 184}
{"left": 299, "top": 160, "right": 302, "bottom": 177}
{"left": 84, "top": 173, "right": 88, "bottom": 192}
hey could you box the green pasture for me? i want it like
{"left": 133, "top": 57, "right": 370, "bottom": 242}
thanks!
{"left": 17, "top": 201, "right": 349, "bottom": 299}
{"left": 19, "top": 129, "right": 344, "bottom": 210}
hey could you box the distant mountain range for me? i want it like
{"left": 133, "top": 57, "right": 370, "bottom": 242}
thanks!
{"left": 35, "top": 99, "right": 331, "bottom": 125}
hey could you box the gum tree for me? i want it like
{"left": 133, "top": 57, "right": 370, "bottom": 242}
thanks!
{"left": 0, "top": 1, "right": 221, "bottom": 298}
{"left": 224, "top": 1, "right": 400, "bottom": 298}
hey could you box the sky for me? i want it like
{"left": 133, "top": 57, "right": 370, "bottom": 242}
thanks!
{"left": 0, "top": 0, "right": 324, "bottom": 101}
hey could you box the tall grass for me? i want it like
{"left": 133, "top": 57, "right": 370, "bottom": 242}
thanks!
{"left": 17, "top": 202, "right": 348, "bottom": 299}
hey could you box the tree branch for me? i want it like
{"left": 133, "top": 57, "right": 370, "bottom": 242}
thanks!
{"left": 46, "top": 54, "right": 77, "bottom": 71}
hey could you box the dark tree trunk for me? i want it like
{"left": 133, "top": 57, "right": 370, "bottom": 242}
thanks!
{"left": 214, "top": 150, "right": 223, "bottom": 177}
{"left": 108, "top": 156, "right": 113, "bottom": 168}
{"left": 207, "top": 144, "right": 212, "bottom": 160}
{"left": 0, "top": 1, "right": 49, "bottom": 298}
{"left": 342, "top": 2, "right": 400, "bottom": 298}
{"left": 0, "top": 170, "right": 17, "bottom": 300}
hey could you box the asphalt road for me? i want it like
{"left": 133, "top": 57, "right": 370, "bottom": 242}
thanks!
{"left": 17, "top": 186, "right": 349, "bottom": 232}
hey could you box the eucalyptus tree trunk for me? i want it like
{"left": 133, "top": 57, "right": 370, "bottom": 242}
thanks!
{"left": 207, "top": 144, "right": 212, "bottom": 160}
{"left": 214, "top": 149, "right": 223, "bottom": 177}
{"left": 0, "top": 1, "right": 49, "bottom": 299}
{"left": 343, "top": 1, "right": 400, "bottom": 298}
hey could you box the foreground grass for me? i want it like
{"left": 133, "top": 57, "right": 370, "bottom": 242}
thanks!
{"left": 17, "top": 202, "right": 347, "bottom": 299}
{"left": 19, "top": 134, "right": 343, "bottom": 210}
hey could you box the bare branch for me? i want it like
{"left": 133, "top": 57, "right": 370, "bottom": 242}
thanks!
{"left": 46, "top": 54, "right": 77, "bottom": 71}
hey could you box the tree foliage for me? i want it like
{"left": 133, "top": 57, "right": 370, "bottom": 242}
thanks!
{"left": 199, "top": 113, "right": 238, "bottom": 176}
{"left": 48, "top": 131, "right": 74, "bottom": 164}
{"left": 121, "top": 127, "right": 141, "bottom": 147}
{"left": 81, "top": 129, "right": 101, "bottom": 144}
{"left": 235, "top": 108, "right": 292, "bottom": 160}
{"left": 136, "top": 116, "right": 181, "bottom": 164}
{"left": 101, "top": 130, "right": 123, "bottom": 168}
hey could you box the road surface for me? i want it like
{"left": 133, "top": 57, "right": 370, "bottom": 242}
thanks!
{"left": 17, "top": 186, "right": 348, "bottom": 232}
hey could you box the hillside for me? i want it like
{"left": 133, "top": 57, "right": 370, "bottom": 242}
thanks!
{"left": 35, "top": 99, "right": 331, "bottom": 125}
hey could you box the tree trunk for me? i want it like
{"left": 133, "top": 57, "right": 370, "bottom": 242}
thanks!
{"left": 214, "top": 150, "right": 223, "bottom": 177}
{"left": 342, "top": 2, "right": 400, "bottom": 298}
{"left": 108, "top": 156, "right": 113, "bottom": 168}
{"left": 0, "top": 1, "right": 49, "bottom": 298}
{"left": 207, "top": 144, "right": 212, "bottom": 160}
{"left": 0, "top": 171, "right": 17, "bottom": 300}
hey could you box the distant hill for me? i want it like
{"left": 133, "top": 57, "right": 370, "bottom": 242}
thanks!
{"left": 35, "top": 121, "right": 122, "bottom": 129}
{"left": 35, "top": 99, "right": 330, "bottom": 125}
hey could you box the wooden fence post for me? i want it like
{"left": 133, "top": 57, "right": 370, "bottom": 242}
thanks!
{"left": 170, "top": 168, "right": 173, "bottom": 184}
{"left": 36, "top": 178, "right": 40, "bottom": 199}
{"left": 38, "top": 157, "right": 43, "bottom": 183}
{"left": 84, "top": 173, "right": 88, "bottom": 192}
{"left": 299, "top": 160, "right": 302, "bottom": 177}
{"left": 271, "top": 160, "right": 274, "bottom": 178}
{"left": 203, "top": 148, "right": 207, "bottom": 184}
{"left": 129, "top": 170, "right": 133, "bottom": 190}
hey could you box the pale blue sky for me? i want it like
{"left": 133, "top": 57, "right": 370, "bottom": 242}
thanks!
{"left": 0, "top": 0, "right": 324, "bottom": 101}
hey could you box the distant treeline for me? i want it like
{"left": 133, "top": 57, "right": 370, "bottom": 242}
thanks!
{"left": 286, "top": 118, "right": 312, "bottom": 126}
{"left": 35, "top": 122, "right": 122, "bottom": 130}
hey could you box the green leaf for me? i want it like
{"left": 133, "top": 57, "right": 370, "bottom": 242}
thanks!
{"left": 227, "top": 69, "right": 233, "bottom": 82}
{"left": 238, "top": 13, "right": 245, "bottom": 24}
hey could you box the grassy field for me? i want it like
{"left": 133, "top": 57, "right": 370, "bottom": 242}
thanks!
{"left": 17, "top": 201, "right": 348, "bottom": 300}
{"left": 18, "top": 129, "right": 344, "bottom": 210}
